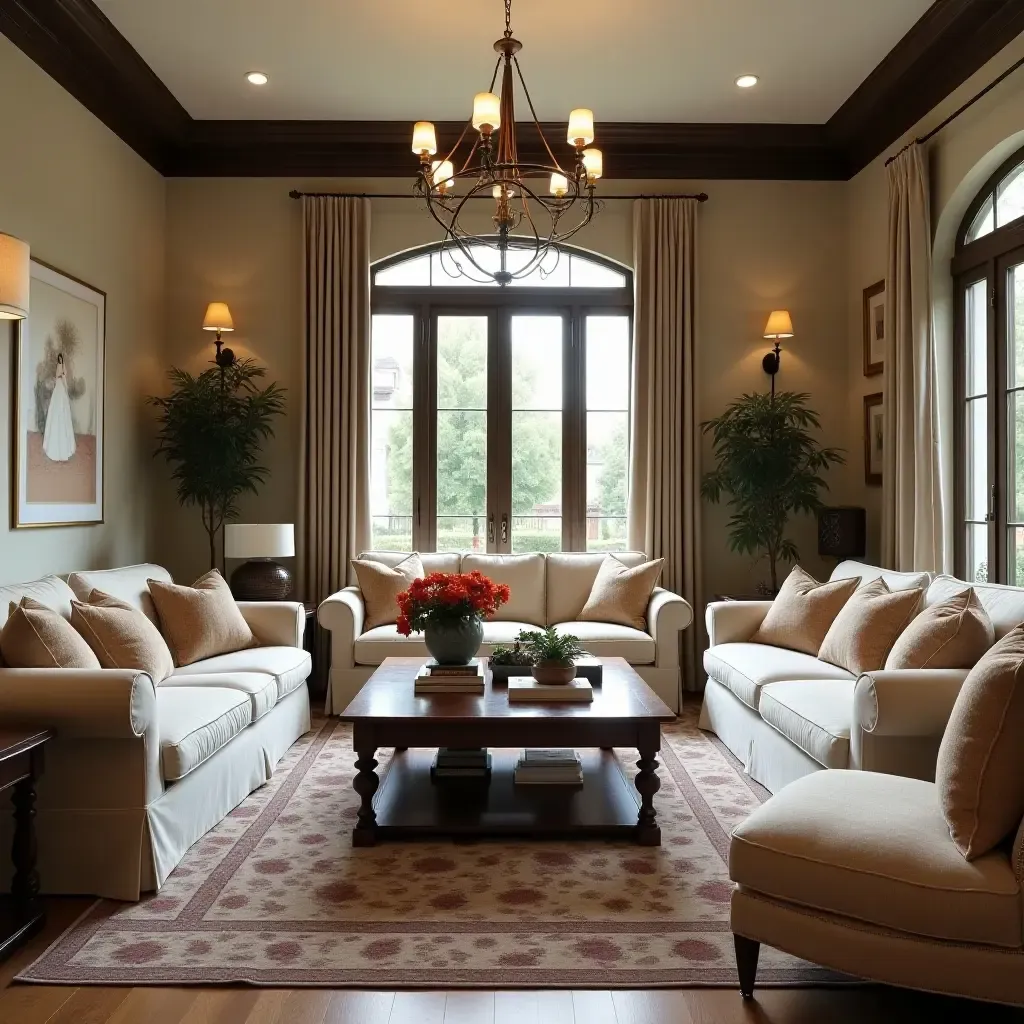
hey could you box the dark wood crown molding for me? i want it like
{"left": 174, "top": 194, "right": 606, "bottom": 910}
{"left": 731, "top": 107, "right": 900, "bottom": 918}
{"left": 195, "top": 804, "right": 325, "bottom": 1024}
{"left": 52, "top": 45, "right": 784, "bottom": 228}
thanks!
{"left": 2, "top": 0, "right": 1023, "bottom": 181}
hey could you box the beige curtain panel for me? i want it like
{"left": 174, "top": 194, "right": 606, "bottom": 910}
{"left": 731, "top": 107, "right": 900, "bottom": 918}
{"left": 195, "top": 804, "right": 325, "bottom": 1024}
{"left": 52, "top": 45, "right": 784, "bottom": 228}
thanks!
{"left": 882, "top": 146, "right": 946, "bottom": 573}
{"left": 629, "top": 197, "right": 703, "bottom": 691}
{"left": 298, "top": 196, "right": 372, "bottom": 710}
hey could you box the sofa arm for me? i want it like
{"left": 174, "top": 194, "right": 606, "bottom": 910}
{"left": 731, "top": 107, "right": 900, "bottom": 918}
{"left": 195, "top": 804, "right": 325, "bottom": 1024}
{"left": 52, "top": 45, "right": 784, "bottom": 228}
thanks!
{"left": 705, "top": 601, "right": 772, "bottom": 646}
{"left": 854, "top": 669, "right": 969, "bottom": 737}
{"left": 318, "top": 587, "right": 365, "bottom": 670}
{"left": 647, "top": 588, "right": 693, "bottom": 668}
{"left": 0, "top": 668, "right": 157, "bottom": 739}
{"left": 238, "top": 601, "right": 306, "bottom": 648}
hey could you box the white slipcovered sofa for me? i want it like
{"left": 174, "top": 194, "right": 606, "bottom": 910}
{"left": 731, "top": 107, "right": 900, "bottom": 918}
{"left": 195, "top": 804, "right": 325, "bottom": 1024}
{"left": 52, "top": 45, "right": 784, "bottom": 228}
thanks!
{"left": 319, "top": 550, "right": 693, "bottom": 714}
{"left": 0, "top": 564, "right": 311, "bottom": 901}
{"left": 699, "top": 561, "right": 1024, "bottom": 793}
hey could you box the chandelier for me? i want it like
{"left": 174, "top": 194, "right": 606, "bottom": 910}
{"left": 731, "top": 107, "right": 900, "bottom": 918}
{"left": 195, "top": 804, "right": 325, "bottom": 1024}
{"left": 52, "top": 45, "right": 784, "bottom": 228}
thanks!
{"left": 411, "top": 0, "right": 602, "bottom": 286}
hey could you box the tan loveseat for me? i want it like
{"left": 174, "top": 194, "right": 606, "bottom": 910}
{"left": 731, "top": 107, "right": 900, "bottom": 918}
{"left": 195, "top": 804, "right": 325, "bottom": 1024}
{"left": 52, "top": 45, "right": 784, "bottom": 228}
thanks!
{"left": 0, "top": 564, "right": 311, "bottom": 901}
{"left": 319, "top": 550, "right": 693, "bottom": 714}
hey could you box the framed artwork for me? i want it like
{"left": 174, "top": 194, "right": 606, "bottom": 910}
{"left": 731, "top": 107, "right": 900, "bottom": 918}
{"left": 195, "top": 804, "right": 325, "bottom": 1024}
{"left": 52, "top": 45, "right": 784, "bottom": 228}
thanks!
{"left": 863, "top": 279, "right": 885, "bottom": 376}
{"left": 864, "top": 392, "right": 883, "bottom": 486}
{"left": 12, "top": 259, "right": 105, "bottom": 528}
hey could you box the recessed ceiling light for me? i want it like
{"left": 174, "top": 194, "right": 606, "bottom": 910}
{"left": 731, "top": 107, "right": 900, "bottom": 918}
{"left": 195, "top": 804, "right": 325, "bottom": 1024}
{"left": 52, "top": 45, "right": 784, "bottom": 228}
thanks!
{"left": 735, "top": 74, "right": 759, "bottom": 89}
{"left": 246, "top": 72, "right": 269, "bottom": 86}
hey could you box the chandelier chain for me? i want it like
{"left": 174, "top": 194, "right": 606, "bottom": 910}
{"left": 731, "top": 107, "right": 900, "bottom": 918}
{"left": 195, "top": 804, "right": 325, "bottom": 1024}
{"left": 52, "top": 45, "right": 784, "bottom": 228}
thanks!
{"left": 504, "top": 0, "right": 512, "bottom": 37}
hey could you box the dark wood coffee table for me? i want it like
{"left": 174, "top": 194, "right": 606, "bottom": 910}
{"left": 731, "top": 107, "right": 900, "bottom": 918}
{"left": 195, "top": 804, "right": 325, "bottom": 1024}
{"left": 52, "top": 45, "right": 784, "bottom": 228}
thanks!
{"left": 339, "top": 656, "right": 675, "bottom": 848}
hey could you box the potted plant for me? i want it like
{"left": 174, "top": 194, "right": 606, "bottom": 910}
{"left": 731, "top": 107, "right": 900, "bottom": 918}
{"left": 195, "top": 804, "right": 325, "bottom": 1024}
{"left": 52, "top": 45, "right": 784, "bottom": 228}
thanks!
{"left": 397, "top": 572, "right": 510, "bottom": 665}
{"left": 518, "top": 627, "right": 586, "bottom": 685}
{"left": 701, "top": 390, "right": 844, "bottom": 594}
{"left": 489, "top": 639, "right": 534, "bottom": 681}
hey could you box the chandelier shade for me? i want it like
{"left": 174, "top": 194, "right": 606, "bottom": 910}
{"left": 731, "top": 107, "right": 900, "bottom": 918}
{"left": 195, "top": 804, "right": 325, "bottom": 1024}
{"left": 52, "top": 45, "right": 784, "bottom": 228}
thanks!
{"left": 412, "top": 0, "right": 602, "bottom": 286}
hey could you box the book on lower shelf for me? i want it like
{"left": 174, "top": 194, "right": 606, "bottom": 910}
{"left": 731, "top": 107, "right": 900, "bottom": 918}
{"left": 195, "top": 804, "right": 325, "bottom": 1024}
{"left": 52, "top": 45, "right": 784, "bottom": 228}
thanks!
{"left": 514, "top": 748, "right": 583, "bottom": 785}
{"left": 414, "top": 665, "right": 485, "bottom": 694}
{"left": 431, "top": 748, "right": 492, "bottom": 780}
{"left": 507, "top": 677, "right": 593, "bottom": 702}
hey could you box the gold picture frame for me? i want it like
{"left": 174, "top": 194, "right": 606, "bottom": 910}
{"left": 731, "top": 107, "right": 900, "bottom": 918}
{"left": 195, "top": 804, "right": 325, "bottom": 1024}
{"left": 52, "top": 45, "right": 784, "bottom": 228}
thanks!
{"left": 864, "top": 392, "right": 883, "bottom": 486}
{"left": 863, "top": 279, "right": 885, "bottom": 377}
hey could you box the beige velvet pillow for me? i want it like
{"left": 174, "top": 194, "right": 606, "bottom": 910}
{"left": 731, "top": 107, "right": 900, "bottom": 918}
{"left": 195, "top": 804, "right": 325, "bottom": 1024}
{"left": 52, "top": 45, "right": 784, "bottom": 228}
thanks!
{"left": 351, "top": 553, "right": 424, "bottom": 630}
{"left": 751, "top": 567, "right": 858, "bottom": 656}
{"left": 1, "top": 597, "right": 100, "bottom": 670}
{"left": 71, "top": 589, "right": 174, "bottom": 684}
{"left": 147, "top": 570, "right": 255, "bottom": 667}
{"left": 818, "top": 578, "right": 923, "bottom": 675}
{"left": 936, "top": 624, "right": 1024, "bottom": 860}
{"left": 578, "top": 555, "right": 664, "bottom": 630}
{"left": 885, "top": 588, "right": 994, "bottom": 670}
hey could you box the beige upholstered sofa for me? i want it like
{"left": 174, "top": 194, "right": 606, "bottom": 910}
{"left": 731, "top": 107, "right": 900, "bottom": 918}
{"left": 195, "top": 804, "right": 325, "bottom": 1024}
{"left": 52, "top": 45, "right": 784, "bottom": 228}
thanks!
{"left": 699, "top": 561, "right": 1024, "bottom": 793}
{"left": 0, "top": 564, "right": 311, "bottom": 901}
{"left": 319, "top": 550, "right": 693, "bottom": 714}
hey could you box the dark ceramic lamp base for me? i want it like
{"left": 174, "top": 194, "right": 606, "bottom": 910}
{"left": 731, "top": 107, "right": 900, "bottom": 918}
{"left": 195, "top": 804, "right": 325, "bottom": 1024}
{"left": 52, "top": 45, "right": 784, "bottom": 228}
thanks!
{"left": 230, "top": 559, "right": 293, "bottom": 601}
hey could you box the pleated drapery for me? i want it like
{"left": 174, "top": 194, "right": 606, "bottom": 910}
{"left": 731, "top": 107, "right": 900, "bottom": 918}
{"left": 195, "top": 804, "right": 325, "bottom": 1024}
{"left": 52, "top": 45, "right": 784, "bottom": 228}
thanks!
{"left": 629, "top": 197, "right": 703, "bottom": 692}
{"left": 298, "top": 196, "right": 371, "bottom": 711}
{"left": 881, "top": 146, "right": 946, "bottom": 573}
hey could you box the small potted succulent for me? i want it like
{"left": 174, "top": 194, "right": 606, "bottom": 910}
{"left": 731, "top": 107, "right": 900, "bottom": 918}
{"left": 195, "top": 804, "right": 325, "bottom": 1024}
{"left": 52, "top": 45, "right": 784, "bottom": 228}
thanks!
{"left": 519, "top": 627, "right": 586, "bottom": 685}
{"left": 489, "top": 638, "right": 534, "bottom": 682}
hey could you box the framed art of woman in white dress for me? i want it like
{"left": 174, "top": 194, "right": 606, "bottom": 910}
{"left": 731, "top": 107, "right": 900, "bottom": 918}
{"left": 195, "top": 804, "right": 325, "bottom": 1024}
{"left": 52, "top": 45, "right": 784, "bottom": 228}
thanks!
{"left": 43, "top": 353, "right": 77, "bottom": 462}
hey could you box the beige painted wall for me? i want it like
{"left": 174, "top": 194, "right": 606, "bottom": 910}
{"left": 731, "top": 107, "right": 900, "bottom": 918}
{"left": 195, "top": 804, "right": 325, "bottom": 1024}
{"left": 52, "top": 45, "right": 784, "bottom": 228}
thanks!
{"left": 163, "top": 175, "right": 850, "bottom": 595}
{"left": 0, "top": 36, "right": 166, "bottom": 585}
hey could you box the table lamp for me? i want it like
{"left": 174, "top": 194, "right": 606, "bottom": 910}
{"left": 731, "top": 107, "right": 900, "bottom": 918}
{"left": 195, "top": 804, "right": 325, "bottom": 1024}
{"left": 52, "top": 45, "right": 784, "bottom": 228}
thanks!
{"left": 225, "top": 523, "right": 295, "bottom": 600}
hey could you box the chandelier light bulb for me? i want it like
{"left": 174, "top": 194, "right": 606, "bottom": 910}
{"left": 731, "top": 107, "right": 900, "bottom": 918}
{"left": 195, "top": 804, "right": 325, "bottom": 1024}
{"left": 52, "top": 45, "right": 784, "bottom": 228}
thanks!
{"left": 550, "top": 173, "right": 569, "bottom": 197}
{"left": 582, "top": 148, "right": 603, "bottom": 182}
{"left": 567, "top": 108, "right": 595, "bottom": 147}
{"left": 472, "top": 92, "right": 501, "bottom": 133}
{"left": 412, "top": 121, "right": 437, "bottom": 156}
{"left": 246, "top": 71, "right": 269, "bottom": 86}
{"left": 431, "top": 159, "right": 455, "bottom": 191}
{"left": 736, "top": 74, "right": 759, "bottom": 89}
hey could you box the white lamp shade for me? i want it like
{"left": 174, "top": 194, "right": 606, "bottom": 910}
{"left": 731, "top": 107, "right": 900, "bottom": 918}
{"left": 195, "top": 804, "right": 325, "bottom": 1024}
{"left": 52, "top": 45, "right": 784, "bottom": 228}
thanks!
{"left": 763, "top": 309, "right": 794, "bottom": 338}
{"left": 582, "top": 148, "right": 603, "bottom": 181}
{"left": 202, "top": 301, "right": 234, "bottom": 333}
{"left": 472, "top": 92, "right": 501, "bottom": 132}
{"left": 567, "top": 108, "right": 595, "bottom": 146}
{"left": 430, "top": 159, "right": 455, "bottom": 190}
{"left": 0, "top": 233, "right": 30, "bottom": 321}
{"left": 412, "top": 121, "right": 437, "bottom": 156}
{"left": 225, "top": 523, "right": 295, "bottom": 559}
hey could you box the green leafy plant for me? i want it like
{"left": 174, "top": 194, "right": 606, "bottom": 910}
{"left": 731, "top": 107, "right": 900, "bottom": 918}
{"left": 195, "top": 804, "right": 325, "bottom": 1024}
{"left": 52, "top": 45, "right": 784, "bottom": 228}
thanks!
{"left": 701, "top": 391, "right": 844, "bottom": 593}
{"left": 490, "top": 640, "right": 534, "bottom": 666}
{"left": 515, "top": 627, "right": 586, "bottom": 666}
{"left": 149, "top": 359, "right": 286, "bottom": 571}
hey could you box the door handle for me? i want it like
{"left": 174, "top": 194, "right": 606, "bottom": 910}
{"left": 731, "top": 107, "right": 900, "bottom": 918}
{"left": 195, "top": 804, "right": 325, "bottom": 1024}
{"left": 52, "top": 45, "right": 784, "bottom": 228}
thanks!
{"left": 501, "top": 514, "right": 508, "bottom": 545}
{"left": 488, "top": 515, "right": 495, "bottom": 544}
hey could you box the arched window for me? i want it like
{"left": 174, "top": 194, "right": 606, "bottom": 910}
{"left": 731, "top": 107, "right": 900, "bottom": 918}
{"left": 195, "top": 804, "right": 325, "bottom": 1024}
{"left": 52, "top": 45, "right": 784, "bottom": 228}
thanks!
{"left": 953, "top": 146, "right": 1024, "bottom": 583}
{"left": 369, "top": 241, "right": 633, "bottom": 554}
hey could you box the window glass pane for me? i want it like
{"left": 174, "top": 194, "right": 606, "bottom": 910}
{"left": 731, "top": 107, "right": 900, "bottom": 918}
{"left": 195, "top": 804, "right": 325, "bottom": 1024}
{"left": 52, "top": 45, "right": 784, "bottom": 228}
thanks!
{"left": 966, "top": 397, "right": 988, "bottom": 522}
{"left": 431, "top": 247, "right": 496, "bottom": 286}
{"left": 967, "top": 194, "right": 995, "bottom": 243}
{"left": 966, "top": 279, "right": 988, "bottom": 397}
{"left": 1011, "top": 528, "right": 1024, "bottom": 586}
{"left": 571, "top": 255, "right": 627, "bottom": 288}
{"left": 374, "top": 254, "right": 430, "bottom": 286}
{"left": 996, "top": 161, "right": 1024, "bottom": 229}
{"left": 587, "top": 316, "right": 631, "bottom": 410}
{"left": 1010, "top": 391, "right": 1024, "bottom": 525}
{"left": 371, "top": 315, "right": 414, "bottom": 550}
{"left": 967, "top": 524, "right": 989, "bottom": 584}
{"left": 511, "top": 315, "right": 562, "bottom": 552}
{"left": 1010, "top": 263, "right": 1024, "bottom": 389}
{"left": 587, "top": 412, "right": 628, "bottom": 552}
{"left": 436, "top": 316, "right": 487, "bottom": 552}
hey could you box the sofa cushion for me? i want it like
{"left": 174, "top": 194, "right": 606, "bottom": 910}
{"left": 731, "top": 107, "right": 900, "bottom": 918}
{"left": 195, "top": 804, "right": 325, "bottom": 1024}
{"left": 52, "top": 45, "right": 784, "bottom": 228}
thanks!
{"left": 156, "top": 686, "right": 252, "bottom": 781}
{"left": 0, "top": 575, "right": 76, "bottom": 627}
{"left": 171, "top": 646, "right": 311, "bottom": 701}
{"left": 68, "top": 563, "right": 172, "bottom": 625}
{"left": 357, "top": 550, "right": 460, "bottom": 577}
{"left": 759, "top": 680, "right": 854, "bottom": 768}
{"left": 461, "top": 553, "right": 545, "bottom": 623}
{"left": 579, "top": 555, "right": 664, "bottom": 630}
{"left": 546, "top": 551, "right": 648, "bottom": 626}
{"left": 830, "top": 560, "right": 932, "bottom": 593}
{"left": 351, "top": 552, "right": 424, "bottom": 630}
{"left": 354, "top": 621, "right": 541, "bottom": 665}
{"left": 703, "top": 642, "right": 853, "bottom": 711}
{"left": 751, "top": 567, "right": 858, "bottom": 656}
{"left": 730, "top": 769, "right": 1022, "bottom": 948}
{"left": 160, "top": 671, "right": 279, "bottom": 720}
{"left": 551, "top": 622, "right": 656, "bottom": 664}
{"left": 886, "top": 587, "right": 994, "bottom": 670}
{"left": 927, "top": 575, "right": 1024, "bottom": 641}
{"left": 1, "top": 597, "right": 100, "bottom": 670}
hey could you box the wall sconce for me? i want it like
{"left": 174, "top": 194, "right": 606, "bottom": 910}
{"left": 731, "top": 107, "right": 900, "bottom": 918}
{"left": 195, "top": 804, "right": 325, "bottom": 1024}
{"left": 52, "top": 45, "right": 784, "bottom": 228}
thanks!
{"left": 762, "top": 309, "right": 794, "bottom": 396}
{"left": 202, "top": 301, "right": 236, "bottom": 368}
{"left": 0, "top": 232, "right": 31, "bottom": 321}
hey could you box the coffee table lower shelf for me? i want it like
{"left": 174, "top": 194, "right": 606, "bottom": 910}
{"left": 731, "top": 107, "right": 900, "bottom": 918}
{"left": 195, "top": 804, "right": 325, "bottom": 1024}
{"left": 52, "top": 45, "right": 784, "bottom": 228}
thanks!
{"left": 361, "top": 748, "right": 645, "bottom": 844}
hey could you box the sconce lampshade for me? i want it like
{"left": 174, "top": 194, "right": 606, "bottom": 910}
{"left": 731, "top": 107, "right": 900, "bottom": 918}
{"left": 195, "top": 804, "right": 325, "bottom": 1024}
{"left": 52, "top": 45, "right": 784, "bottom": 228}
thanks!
{"left": 202, "top": 301, "right": 234, "bottom": 333}
{"left": 0, "top": 232, "right": 30, "bottom": 321}
{"left": 763, "top": 309, "right": 794, "bottom": 339}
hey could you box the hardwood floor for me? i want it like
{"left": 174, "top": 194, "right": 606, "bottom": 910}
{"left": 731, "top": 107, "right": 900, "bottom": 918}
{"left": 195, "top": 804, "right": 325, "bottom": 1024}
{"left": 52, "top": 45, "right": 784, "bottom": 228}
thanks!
{"left": 1, "top": 898, "right": 1021, "bottom": 1023}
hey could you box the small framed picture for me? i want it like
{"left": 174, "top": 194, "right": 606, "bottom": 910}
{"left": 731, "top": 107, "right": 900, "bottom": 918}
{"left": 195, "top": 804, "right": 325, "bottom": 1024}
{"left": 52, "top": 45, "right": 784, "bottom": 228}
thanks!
{"left": 863, "top": 280, "right": 885, "bottom": 376}
{"left": 864, "top": 392, "right": 883, "bottom": 486}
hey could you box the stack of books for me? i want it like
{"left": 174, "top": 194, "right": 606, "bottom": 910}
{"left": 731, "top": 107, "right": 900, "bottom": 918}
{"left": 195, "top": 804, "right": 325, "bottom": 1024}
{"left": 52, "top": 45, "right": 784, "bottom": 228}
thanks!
{"left": 514, "top": 748, "right": 584, "bottom": 786}
{"left": 431, "top": 747, "right": 492, "bottom": 780}
{"left": 414, "top": 658, "right": 485, "bottom": 694}
{"left": 507, "top": 677, "right": 593, "bottom": 702}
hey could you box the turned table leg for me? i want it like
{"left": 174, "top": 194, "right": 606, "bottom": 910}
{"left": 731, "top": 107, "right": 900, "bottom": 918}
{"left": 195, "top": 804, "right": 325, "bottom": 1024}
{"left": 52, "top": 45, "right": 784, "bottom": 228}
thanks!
{"left": 634, "top": 743, "right": 662, "bottom": 846}
{"left": 352, "top": 748, "right": 379, "bottom": 847}
{"left": 10, "top": 775, "right": 41, "bottom": 922}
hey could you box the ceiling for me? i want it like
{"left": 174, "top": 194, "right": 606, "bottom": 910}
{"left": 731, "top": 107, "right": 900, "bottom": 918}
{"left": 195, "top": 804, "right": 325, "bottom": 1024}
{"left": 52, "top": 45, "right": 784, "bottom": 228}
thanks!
{"left": 94, "top": 0, "right": 932, "bottom": 123}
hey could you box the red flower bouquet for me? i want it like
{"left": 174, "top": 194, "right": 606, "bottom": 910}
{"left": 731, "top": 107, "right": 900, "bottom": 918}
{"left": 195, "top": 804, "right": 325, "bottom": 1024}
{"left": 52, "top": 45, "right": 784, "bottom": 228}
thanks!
{"left": 396, "top": 571, "right": 510, "bottom": 636}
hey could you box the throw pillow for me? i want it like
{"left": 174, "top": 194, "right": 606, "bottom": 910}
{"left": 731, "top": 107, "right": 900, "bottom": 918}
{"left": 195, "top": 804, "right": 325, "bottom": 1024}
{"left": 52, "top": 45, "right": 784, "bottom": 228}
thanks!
{"left": 936, "top": 624, "right": 1024, "bottom": 860}
{"left": 818, "top": 577, "right": 923, "bottom": 675}
{"left": 1, "top": 597, "right": 100, "bottom": 670}
{"left": 578, "top": 554, "right": 664, "bottom": 630}
{"left": 147, "top": 569, "right": 255, "bottom": 667}
{"left": 71, "top": 589, "right": 175, "bottom": 684}
{"left": 751, "top": 566, "right": 858, "bottom": 656}
{"left": 351, "top": 553, "right": 425, "bottom": 630}
{"left": 885, "top": 588, "right": 994, "bottom": 671}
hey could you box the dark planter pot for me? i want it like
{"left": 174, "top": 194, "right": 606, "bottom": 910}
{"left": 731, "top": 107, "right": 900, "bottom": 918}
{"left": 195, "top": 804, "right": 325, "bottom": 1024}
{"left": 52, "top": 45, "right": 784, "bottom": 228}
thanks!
{"left": 531, "top": 661, "right": 577, "bottom": 685}
{"left": 424, "top": 617, "right": 484, "bottom": 665}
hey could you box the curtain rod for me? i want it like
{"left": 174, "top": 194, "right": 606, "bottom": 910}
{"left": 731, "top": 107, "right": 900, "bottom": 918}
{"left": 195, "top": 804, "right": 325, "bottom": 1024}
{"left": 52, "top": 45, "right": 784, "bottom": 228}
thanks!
{"left": 884, "top": 52, "right": 1024, "bottom": 167}
{"left": 288, "top": 189, "right": 708, "bottom": 201}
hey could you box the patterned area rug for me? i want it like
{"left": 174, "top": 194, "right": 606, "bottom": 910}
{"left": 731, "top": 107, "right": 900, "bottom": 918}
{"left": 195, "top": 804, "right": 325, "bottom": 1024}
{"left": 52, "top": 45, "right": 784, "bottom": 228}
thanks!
{"left": 21, "top": 703, "right": 834, "bottom": 987}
